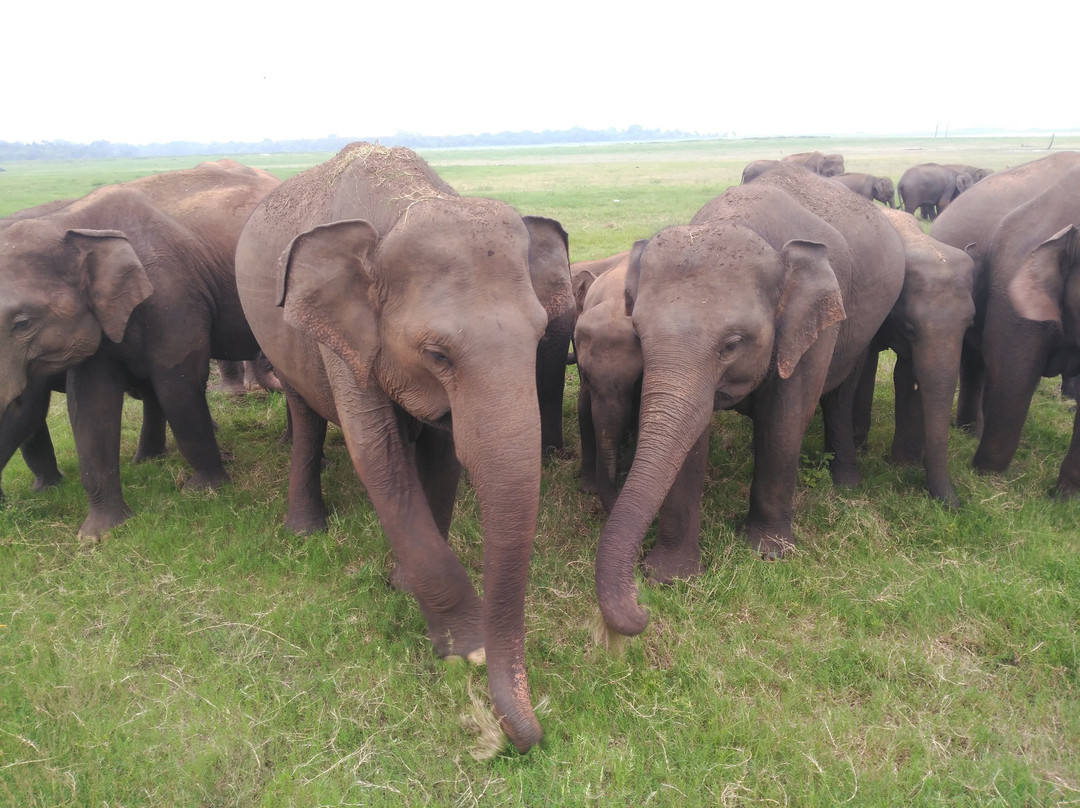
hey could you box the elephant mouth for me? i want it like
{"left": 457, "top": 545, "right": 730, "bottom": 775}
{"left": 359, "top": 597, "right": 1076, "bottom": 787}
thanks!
{"left": 416, "top": 411, "right": 454, "bottom": 431}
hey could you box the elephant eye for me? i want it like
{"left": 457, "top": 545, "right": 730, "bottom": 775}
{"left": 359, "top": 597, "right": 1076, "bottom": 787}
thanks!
{"left": 11, "top": 314, "right": 32, "bottom": 334}
{"left": 719, "top": 336, "right": 743, "bottom": 358}
{"left": 424, "top": 347, "right": 453, "bottom": 368}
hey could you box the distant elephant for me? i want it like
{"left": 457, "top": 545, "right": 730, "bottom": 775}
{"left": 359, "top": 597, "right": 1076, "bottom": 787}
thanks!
{"left": 851, "top": 208, "right": 975, "bottom": 507}
{"left": 945, "top": 164, "right": 994, "bottom": 183}
{"left": 594, "top": 166, "right": 904, "bottom": 638}
{"left": 780, "top": 151, "right": 846, "bottom": 177}
{"left": 931, "top": 151, "right": 1080, "bottom": 434}
{"left": 235, "top": 142, "right": 565, "bottom": 754}
{"left": 0, "top": 160, "right": 280, "bottom": 538}
{"left": 574, "top": 253, "right": 642, "bottom": 512}
{"left": 898, "top": 163, "right": 974, "bottom": 220}
{"left": 215, "top": 352, "right": 282, "bottom": 395}
{"left": 831, "top": 172, "right": 896, "bottom": 207}
{"left": 931, "top": 152, "right": 1080, "bottom": 495}
{"left": 571, "top": 250, "right": 632, "bottom": 314}
{"left": 741, "top": 159, "right": 781, "bottom": 184}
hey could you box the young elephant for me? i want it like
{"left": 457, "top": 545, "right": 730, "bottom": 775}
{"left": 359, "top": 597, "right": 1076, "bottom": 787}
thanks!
{"left": 594, "top": 167, "right": 905, "bottom": 638}
{"left": 831, "top": 172, "right": 896, "bottom": 207}
{"left": 780, "top": 151, "right": 846, "bottom": 177}
{"left": 574, "top": 253, "right": 642, "bottom": 512}
{"left": 852, "top": 208, "right": 976, "bottom": 508}
{"left": 0, "top": 161, "right": 280, "bottom": 538}
{"left": 898, "top": 163, "right": 974, "bottom": 220}
{"left": 235, "top": 143, "right": 567, "bottom": 754}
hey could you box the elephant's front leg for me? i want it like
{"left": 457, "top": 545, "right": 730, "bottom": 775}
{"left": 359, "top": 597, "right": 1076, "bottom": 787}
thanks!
{"left": 150, "top": 356, "right": 229, "bottom": 490}
{"left": 890, "top": 353, "right": 924, "bottom": 466}
{"left": 576, "top": 382, "right": 599, "bottom": 495}
{"left": 133, "top": 390, "right": 168, "bottom": 463}
{"left": 282, "top": 386, "right": 329, "bottom": 534}
{"left": 0, "top": 376, "right": 62, "bottom": 496}
{"left": 643, "top": 423, "right": 709, "bottom": 583}
{"left": 1054, "top": 405, "right": 1080, "bottom": 499}
{"left": 66, "top": 356, "right": 131, "bottom": 539}
{"left": 335, "top": 379, "right": 484, "bottom": 661}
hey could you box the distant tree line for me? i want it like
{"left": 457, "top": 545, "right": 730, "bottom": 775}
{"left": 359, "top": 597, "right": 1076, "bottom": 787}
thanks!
{"left": 0, "top": 125, "right": 716, "bottom": 161}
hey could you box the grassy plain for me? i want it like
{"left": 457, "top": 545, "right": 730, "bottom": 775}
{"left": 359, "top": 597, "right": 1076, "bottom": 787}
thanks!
{"left": 1, "top": 136, "right": 1079, "bottom": 806}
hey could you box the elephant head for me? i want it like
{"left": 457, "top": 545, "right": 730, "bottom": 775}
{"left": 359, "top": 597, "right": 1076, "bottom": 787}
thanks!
{"left": 0, "top": 220, "right": 153, "bottom": 413}
{"left": 955, "top": 172, "right": 975, "bottom": 197}
{"left": 875, "top": 176, "right": 896, "bottom": 208}
{"left": 595, "top": 222, "right": 844, "bottom": 636}
{"left": 274, "top": 194, "right": 555, "bottom": 752}
{"left": 1008, "top": 225, "right": 1080, "bottom": 344}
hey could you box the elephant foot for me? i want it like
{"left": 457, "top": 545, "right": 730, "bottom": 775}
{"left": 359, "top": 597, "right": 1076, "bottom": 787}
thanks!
{"left": 829, "top": 460, "right": 862, "bottom": 489}
{"left": 284, "top": 506, "right": 329, "bottom": 535}
{"left": 183, "top": 469, "right": 230, "bottom": 491}
{"left": 388, "top": 563, "right": 413, "bottom": 595}
{"left": 31, "top": 471, "right": 63, "bottom": 492}
{"left": 132, "top": 447, "right": 165, "bottom": 464}
{"left": 577, "top": 474, "right": 598, "bottom": 495}
{"left": 744, "top": 528, "right": 796, "bottom": 561}
{"left": 425, "top": 598, "right": 485, "bottom": 662}
{"left": 643, "top": 544, "right": 702, "bottom": 585}
{"left": 78, "top": 502, "right": 134, "bottom": 542}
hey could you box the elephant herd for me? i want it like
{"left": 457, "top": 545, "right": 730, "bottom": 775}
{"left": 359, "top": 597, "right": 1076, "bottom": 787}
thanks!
{"left": 2, "top": 144, "right": 1079, "bottom": 755}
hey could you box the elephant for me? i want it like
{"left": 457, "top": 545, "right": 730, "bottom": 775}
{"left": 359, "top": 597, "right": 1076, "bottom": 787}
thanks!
{"left": 831, "top": 172, "right": 896, "bottom": 207}
{"left": 930, "top": 151, "right": 1080, "bottom": 433}
{"left": 0, "top": 160, "right": 280, "bottom": 538}
{"left": 851, "top": 208, "right": 975, "bottom": 508}
{"left": 741, "top": 159, "right": 780, "bottom": 184}
{"left": 215, "top": 352, "right": 283, "bottom": 395}
{"left": 945, "top": 164, "right": 994, "bottom": 183}
{"left": 574, "top": 252, "right": 642, "bottom": 512}
{"left": 234, "top": 142, "right": 568, "bottom": 754}
{"left": 571, "top": 250, "right": 632, "bottom": 314}
{"left": 780, "top": 151, "right": 846, "bottom": 177}
{"left": 594, "top": 165, "right": 904, "bottom": 638}
{"left": 898, "top": 163, "right": 975, "bottom": 220}
{"left": 931, "top": 153, "right": 1080, "bottom": 495}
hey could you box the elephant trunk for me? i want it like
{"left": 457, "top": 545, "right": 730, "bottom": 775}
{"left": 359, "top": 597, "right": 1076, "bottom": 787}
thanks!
{"left": 593, "top": 386, "right": 638, "bottom": 513}
{"left": 911, "top": 340, "right": 962, "bottom": 507}
{"left": 594, "top": 355, "right": 715, "bottom": 636}
{"left": 451, "top": 371, "right": 544, "bottom": 753}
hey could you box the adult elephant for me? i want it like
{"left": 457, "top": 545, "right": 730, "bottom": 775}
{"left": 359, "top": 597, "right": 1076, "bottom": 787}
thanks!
{"left": 930, "top": 151, "right": 1080, "bottom": 432}
{"left": 574, "top": 253, "right": 642, "bottom": 512}
{"left": 898, "top": 163, "right": 974, "bottom": 220}
{"left": 780, "top": 151, "right": 846, "bottom": 177}
{"left": 831, "top": 172, "right": 896, "bottom": 207}
{"left": 852, "top": 209, "right": 975, "bottom": 507}
{"left": 235, "top": 142, "right": 566, "bottom": 754}
{"left": 934, "top": 158, "right": 1080, "bottom": 494}
{"left": 594, "top": 166, "right": 904, "bottom": 637}
{"left": 0, "top": 161, "right": 280, "bottom": 538}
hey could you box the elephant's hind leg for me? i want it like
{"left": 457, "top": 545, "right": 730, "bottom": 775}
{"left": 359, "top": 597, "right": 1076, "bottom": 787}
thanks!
{"left": 282, "top": 386, "right": 330, "bottom": 534}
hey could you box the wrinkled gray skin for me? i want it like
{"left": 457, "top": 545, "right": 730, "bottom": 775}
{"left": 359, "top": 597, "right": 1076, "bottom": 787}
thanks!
{"left": 0, "top": 161, "right": 279, "bottom": 537}
{"left": 595, "top": 166, "right": 904, "bottom": 638}
{"left": 831, "top": 172, "right": 896, "bottom": 207}
{"left": 741, "top": 159, "right": 781, "bottom": 184}
{"left": 931, "top": 152, "right": 1080, "bottom": 495}
{"left": 215, "top": 352, "right": 283, "bottom": 395}
{"left": 235, "top": 143, "right": 565, "bottom": 754}
{"left": 898, "top": 163, "right": 975, "bottom": 220}
{"left": 574, "top": 254, "right": 642, "bottom": 512}
{"left": 852, "top": 209, "right": 975, "bottom": 508}
{"left": 780, "top": 151, "right": 846, "bottom": 177}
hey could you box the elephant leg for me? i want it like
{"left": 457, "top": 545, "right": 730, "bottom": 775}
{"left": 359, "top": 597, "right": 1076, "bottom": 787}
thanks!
{"left": 215, "top": 359, "right": 247, "bottom": 395}
{"left": 822, "top": 364, "right": 865, "bottom": 489}
{"left": 576, "top": 381, "right": 599, "bottom": 495}
{"left": 891, "top": 354, "right": 924, "bottom": 466}
{"left": 643, "top": 423, "right": 709, "bottom": 583}
{"left": 150, "top": 357, "right": 229, "bottom": 490}
{"left": 536, "top": 322, "right": 572, "bottom": 458}
{"left": 745, "top": 372, "right": 823, "bottom": 559}
{"left": 955, "top": 339, "right": 984, "bottom": 434}
{"left": 282, "top": 386, "right": 329, "bottom": 534}
{"left": 133, "top": 391, "right": 168, "bottom": 463}
{"left": 0, "top": 378, "right": 62, "bottom": 496}
{"left": 1054, "top": 405, "right": 1080, "bottom": 498}
{"left": 66, "top": 357, "right": 132, "bottom": 539}
{"left": 852, "top": 347, "right": 880, "bottom": 452}
{"left": 23, "top": 425, "right": 63, "bottom": 492}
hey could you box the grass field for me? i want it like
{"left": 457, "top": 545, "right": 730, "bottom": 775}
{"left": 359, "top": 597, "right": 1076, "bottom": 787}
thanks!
{"left": 1, "top": 137, "right": 1078, "bottom": 806}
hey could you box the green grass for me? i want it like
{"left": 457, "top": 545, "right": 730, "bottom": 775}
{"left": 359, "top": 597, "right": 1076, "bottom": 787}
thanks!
{"left": 2, "top": 138, "right": 1079, "bottom": 806}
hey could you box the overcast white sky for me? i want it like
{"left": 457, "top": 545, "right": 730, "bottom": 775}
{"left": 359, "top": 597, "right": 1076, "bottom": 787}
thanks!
{"left": 5, "top": 1, "right": 1075, "bottom": 145}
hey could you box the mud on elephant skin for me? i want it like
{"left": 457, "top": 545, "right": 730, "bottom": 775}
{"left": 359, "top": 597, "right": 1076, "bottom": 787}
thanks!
{"left": 0, "top": 160, "right": 280, "bottom": 538}
{"left": 594, "top": 166, "right": 905, "bottom": 638}
{"left": 235, "top": 143, "right": 566, "bottom": 754}
{"left": 573, "top": 252, "right": 642, "bottom": 512}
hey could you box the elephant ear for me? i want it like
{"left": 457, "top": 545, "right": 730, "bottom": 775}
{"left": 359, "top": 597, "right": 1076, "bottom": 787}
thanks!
{"left": 522, "top": 216, "right": 572, "bottom": 318}
{"left": 623, "top": 239, "right": 649, "bottom": 316}
{"left": 65, "top": 229, "right": 153, "bottom": 344}
{"left": 277, "top": 219, "right": 381, "bottom": 380}
{"left": 573, "top": 268, "right": 599, "bottom": 313}
{"left": 955, "top": 173, "right": 974, "bottom": 194}
{"left": 1008, "top": 225, "right": 1078, "bottom": 327}
{"left": 774, "top": 239, "right": 846, "bottom": 379}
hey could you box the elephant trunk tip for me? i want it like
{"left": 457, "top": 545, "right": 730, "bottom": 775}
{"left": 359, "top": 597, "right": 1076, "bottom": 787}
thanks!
{"left": 595, "top": 585, "right": 650, "bottom": 638}
{"left": 462, "top": 689, "right": 544, "bottom": 759}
